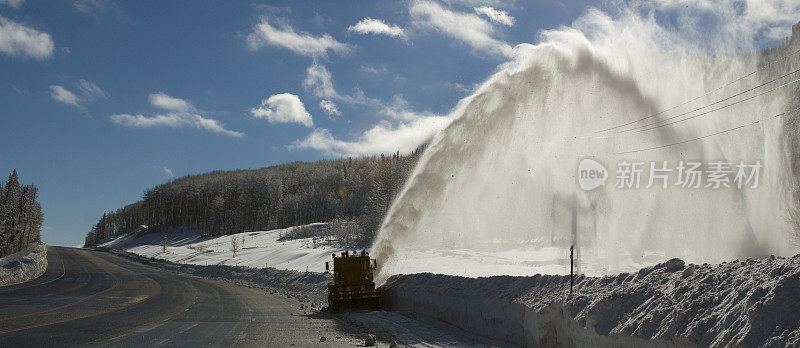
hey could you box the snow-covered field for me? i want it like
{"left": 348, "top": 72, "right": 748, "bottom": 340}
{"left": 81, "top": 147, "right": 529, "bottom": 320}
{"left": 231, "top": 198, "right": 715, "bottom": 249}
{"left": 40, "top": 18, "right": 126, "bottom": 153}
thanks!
{"left": 99, "top": 224, "right": 667, "bottom": 281}
{"left": 99, "top": 224, "right": 350, "bottom": 273}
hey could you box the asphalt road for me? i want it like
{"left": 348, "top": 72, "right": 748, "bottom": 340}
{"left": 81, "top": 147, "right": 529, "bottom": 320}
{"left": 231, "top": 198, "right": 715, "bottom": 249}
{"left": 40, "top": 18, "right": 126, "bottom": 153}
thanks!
{"left": 0, "top": 247, "right": 367, "bottom": 347}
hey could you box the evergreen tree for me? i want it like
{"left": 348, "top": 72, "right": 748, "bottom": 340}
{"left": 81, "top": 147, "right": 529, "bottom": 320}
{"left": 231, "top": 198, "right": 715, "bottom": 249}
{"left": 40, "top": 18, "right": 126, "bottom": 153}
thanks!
{"left": 0, "top": 170, "right": 44, "bottom": 257}
{"left": 2, "top": 170, "right": 21, "bottom": 256}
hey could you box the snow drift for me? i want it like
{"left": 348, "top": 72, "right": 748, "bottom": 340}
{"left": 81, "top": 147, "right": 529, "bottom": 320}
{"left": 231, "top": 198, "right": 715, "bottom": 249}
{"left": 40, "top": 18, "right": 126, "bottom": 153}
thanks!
{"left": 0, "top": 243, "right": 47, "bottom": 286}
{"left": 381, "top": 254, "right": 800, "bottom": 347}
{"left": 373, "top": 2, "right": 800, "bottom": 281}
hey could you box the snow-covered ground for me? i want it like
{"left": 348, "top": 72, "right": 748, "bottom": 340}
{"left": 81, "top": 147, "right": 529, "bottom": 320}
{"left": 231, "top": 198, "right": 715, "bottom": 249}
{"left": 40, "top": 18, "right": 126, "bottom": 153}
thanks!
{"left": 97, "top": 226, "right": 800, "bottom": 347}
{"left": 382, "top": 255, "right": 800, "bottom": 347}
{"left": 98, "top": 224, "right": 351, "bottom": 273}
{"left": 98, "top": 224, "right": 666, "bottom": 281}
{"left": 388, "top": 246, "right": 667, "bottom": 278}
{"left": 0, "top": 243, "right": 47, "bottom": 286}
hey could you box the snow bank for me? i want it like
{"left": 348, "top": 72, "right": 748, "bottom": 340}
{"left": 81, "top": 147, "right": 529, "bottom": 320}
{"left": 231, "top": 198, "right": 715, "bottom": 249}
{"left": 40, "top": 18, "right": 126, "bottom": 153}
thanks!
{"left": 98, "top": 223, "right": 350, "bottom": 273}
{"left": 381, "top": 255, "right": 800, "bottom": 347}
{"left": 0, "top": 243, "right": 48, "bottom": 286}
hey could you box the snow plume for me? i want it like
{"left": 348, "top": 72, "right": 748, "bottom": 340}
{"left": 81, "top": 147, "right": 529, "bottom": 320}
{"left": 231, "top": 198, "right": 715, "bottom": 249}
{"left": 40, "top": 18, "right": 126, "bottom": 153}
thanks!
{"left": 373, "top": 1, "right": 800, "bottom": 283}
{"left": 110, "top": 93, "right": 244, "bottom": 137}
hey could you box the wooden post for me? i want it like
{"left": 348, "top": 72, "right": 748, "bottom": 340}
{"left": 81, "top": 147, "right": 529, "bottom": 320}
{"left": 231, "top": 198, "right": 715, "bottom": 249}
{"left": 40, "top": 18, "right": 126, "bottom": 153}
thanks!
{"left": 570, "top": 245, "right": 574, "bottom": 296}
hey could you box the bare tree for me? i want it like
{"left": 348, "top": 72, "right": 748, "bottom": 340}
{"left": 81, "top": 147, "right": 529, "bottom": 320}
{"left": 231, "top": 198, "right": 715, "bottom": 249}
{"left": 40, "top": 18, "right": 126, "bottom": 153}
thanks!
{"left": 82, "top": 145, "right": 427, "bottom": 248}
{"left": 161, "top": 234, "right": 168, "bottom": 254}
{"left": 230, "top": 235, "right": 240, "bottom": 257}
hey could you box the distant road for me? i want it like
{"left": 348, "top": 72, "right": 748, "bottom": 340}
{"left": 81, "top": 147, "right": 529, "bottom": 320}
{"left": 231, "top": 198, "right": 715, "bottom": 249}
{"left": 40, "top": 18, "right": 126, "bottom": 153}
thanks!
{"left": 0, "top": 247, "right": 363, "bottom": 347}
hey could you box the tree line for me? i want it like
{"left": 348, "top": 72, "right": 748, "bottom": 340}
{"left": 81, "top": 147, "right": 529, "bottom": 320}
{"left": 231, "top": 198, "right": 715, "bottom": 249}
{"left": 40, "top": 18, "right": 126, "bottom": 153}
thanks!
{"left": 84, "top": 148, "right": 423, "bottom": 247}
{"left": 0, "top": 170, "right": 43, "bottom": 257}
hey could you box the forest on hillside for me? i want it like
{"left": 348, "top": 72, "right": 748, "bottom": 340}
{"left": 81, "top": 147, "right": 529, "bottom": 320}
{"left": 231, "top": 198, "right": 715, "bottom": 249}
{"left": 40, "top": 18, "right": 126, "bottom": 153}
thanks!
{"left": 0, "top": 170, "right": 43, "bottom": 257}
{"left": 84, "top": 149, "right": 423, "bottom": 247}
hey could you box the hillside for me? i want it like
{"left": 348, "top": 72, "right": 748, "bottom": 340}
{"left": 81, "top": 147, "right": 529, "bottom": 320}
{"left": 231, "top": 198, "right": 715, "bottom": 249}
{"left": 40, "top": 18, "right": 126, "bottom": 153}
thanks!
{"left": 84, "top": 149, "right": 423, "bottom": 247}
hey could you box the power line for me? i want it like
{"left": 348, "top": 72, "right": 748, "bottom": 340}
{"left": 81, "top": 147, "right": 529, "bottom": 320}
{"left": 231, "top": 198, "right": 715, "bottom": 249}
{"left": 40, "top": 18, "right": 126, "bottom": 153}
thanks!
{"left": 619, "top": 67, "right": 800, "bottom": 133}
{"left": 595, "top": 47, "right": 800, "bottom": 134}
{"left": 572, "top": 74, "right": 799, "bottom": 140}
{"left": 616, "top": 106, "right": 800, "bottom": 155}
{"left": 631, "top": 76, "right": 800, "bottom": 133}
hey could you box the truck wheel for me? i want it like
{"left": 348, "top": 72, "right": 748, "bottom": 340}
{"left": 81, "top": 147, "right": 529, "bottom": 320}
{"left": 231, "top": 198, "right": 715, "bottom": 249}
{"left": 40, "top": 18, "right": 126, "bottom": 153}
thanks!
{"left": 368, "top": 298, "right": 380, "bottom": 311}
{"left": 329, "top": 298, "right": 340, "bottom": 313}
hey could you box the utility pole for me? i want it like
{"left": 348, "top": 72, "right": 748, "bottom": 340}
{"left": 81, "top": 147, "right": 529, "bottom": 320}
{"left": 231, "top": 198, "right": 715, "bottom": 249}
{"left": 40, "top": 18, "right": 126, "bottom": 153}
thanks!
{"left": 570, "top": 245, "right": 574, "bottom": 296}
{"left": 570, "top": 204, "right": 577, "bottom": 296}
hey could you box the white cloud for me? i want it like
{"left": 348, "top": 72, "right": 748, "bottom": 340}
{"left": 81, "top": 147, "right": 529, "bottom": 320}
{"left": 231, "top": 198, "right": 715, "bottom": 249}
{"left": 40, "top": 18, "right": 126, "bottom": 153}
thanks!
{"left": 74, "top": 0, "right": 113, "bottom": 13}
{"left": 73, "top": 0, "right": 129, "bottom": 22}
{"left": 77, "top": 79, "right": 106, "bottom": 99}
{"left": 474, "top": 6, "right": 514, "bottom": 26}
{"left": 293, "top": 97, "right": 451, "bottom": 157}
{"left": 110, "top": 93, "right": 244, "bottom": 137}
{"left": 246, "top": 18, "right": 350, "bottom": 57}
{"left": 49, "top": 85, "right": 81, "bottom": 107}
{"left": 0, "top": 16, "right": 54, "bottom": 59}
{"left": 292, "top": 116, "right": 449, "bottom": 157}
{"left": 410, "top": 0, "right": 513, "bottom": 57}
{"left": 163, "top": 166, "right": 174, "bottom": 178}
{"left": 319, "top": 99, "right": 341, "bottom": 117}
{"left": 347, "top": 18, "right": 407, "bottom": 39}
{"left": 250, "top": 93, "right": 314, "bottom": 127}
{"left": 149, "top": 92, "right": 191, "bottom": 112}
{"left": 0, "top": 0, "right": 24, "bottom": 8}
{"left": 303, "top": 61, "right": 379, "bottom": 106}
{"left": 110, "top": 113, "right": 182, "bottom": 127}
{"left": 303, "top": 62, "right": 338, "bottom": 99}
{"left": 49, "top": 80, "right": 105, "bottom": 109}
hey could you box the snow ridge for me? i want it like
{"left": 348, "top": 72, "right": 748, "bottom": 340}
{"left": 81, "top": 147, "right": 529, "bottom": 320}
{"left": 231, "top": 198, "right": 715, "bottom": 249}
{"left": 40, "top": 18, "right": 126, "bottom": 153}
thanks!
{"left": 381, "top": 255, "right": 800, "bottom": 347}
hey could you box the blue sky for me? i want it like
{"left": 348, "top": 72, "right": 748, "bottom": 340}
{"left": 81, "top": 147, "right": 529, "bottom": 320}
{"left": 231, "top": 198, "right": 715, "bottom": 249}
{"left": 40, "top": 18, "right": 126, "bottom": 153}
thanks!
{"left": 1, "top": 0, "right": 795, "bottom": 246}
{"left": 0, "top": 0, "right": 593, "bottom": 246}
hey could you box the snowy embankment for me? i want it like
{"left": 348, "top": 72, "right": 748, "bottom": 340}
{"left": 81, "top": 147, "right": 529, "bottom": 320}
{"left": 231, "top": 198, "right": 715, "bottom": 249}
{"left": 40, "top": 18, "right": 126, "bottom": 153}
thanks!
{"left": 0, "top": 243, "right": 47, "bottom": 286}
{"left": 99, "top": 223, "right": 348, "bottom": 273}
{"left": 381, "top": 255, "right": 800, "bottom": 347}
{"left": 97, "top": 224, "right": 351, "bottom": 305}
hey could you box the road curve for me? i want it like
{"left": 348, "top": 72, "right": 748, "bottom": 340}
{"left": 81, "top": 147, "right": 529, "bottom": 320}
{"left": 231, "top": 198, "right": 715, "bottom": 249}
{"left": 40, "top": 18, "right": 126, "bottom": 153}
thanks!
{"left": 0, "top": 247, "right": 364, "bottom": 347}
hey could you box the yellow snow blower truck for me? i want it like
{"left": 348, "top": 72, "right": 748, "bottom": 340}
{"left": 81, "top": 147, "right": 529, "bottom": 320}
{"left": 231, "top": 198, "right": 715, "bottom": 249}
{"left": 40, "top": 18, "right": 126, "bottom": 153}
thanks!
{"left": 325, "top": 250, "right": 380, "bottom": 313}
